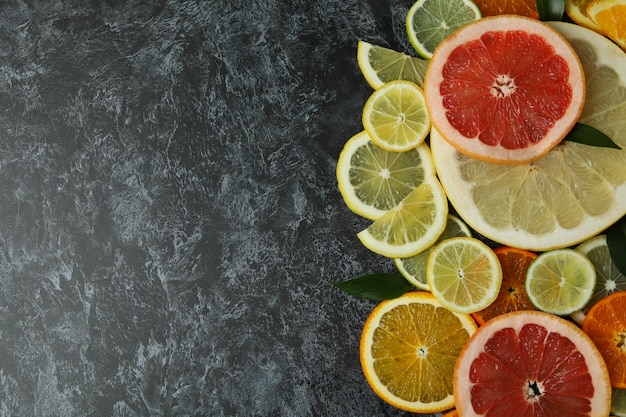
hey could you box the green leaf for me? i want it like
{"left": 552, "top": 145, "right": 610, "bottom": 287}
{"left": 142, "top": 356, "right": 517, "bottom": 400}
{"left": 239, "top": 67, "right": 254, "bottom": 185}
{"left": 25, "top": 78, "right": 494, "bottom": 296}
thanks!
{"left": 565, "top": 123, "right": 622, "bottom": 150}
{"left": 332, "top": 273, "right": 411, "bottom": 301}
{"left": 607, "top": 217, "right": 626, "bottom": 276}
{"left": 536, "top": 0, "right": 565, "bottom": 21}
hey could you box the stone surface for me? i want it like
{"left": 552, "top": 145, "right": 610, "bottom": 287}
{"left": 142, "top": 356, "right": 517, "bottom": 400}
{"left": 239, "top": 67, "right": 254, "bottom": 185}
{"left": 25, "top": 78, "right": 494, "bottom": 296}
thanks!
{"left": 0, "top": 1, "right": 441, "bottom": 416}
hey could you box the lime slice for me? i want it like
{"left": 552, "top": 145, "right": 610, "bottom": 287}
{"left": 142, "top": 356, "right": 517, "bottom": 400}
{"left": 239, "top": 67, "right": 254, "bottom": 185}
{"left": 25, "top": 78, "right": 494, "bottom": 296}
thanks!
{"left": 406, "top": 0, "right": 482, "bottom": 59}
{"left": 426, "top": 236, "right": 502, "bottom": 314}
{"left": 394, "top": 214, "right": 471, "bottom": 290}
{"left": 357, "top": 177, "right": 448, "bottom": 258}
{"left": 336, "top": 131, "right": 435, "bottom": 220}
{"left": 570, "top": 234, "right": 626, "bottom": 325}
{"left": 525, "top": 249, "right": 596, "bottom": 316}
{"left": 356, "top": 41, "right": 429, "bottom": 89}
{"left": 612, "top": 387, "right": 626, "bottom": 417}
{"left": 362, "top": 80, "right": 431, "bottom": 152}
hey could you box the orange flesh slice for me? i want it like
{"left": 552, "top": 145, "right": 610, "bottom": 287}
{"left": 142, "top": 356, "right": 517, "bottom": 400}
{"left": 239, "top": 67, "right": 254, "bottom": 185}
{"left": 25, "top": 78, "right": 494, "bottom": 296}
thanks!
{"left": 441, "top": 30, "right": 573, "bottom": 150}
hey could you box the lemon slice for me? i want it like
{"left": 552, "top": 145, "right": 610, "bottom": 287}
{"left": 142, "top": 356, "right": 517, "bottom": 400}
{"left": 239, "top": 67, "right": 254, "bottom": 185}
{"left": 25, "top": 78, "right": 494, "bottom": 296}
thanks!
{"left": 406, "top": 0, "right": 482, "bottom": 59}
{"left": 525, "top": 249, "right": 596, "bottom": 316}
{"left": 360, "top": 291, "right": 477, "bottom": 413}
{"left": 356, "top": 41, "right": 429, "bottom": 90}
{"left": 394, "top": 214, "right": 471, "bottom": 290}
{"left": 426, "top": 237, "right": 502, "bottom": 314}
{"left": 362, "top": 80, "right": 430, "bottom": 152}
{"left": 357, "top": 177, "right": 448, "bottom": 258}
{"left": 430, "top": 22, "right": 626, "bottom": 251}
{"left": 336, "top": 131, "right": 435, "bottom": 220}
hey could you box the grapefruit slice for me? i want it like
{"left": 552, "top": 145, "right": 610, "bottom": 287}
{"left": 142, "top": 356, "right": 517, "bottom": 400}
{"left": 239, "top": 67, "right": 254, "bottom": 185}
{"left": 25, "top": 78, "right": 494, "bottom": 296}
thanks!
{"left": 454, "top": 311, "right": 612, "bottom": 416}
{"left": 424, "top": 15, "right": 585, "bottom": 165}
{"left": 430, "top": 21, "right": 626, "bottom": 251}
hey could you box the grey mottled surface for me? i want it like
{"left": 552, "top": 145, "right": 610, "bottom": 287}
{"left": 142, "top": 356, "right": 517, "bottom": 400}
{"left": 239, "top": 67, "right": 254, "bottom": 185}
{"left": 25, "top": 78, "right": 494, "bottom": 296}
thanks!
{"left": 0, "top": 1, "right": 443, "bottom": 416}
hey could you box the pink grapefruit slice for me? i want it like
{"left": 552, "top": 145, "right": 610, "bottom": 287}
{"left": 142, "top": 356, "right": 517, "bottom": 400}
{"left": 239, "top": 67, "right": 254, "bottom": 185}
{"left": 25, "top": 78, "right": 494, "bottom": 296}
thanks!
{"left": 454, "top": 310, "right": 611, "bottom": 416}
{"left": 424, "top": 15, "right": 585, "bottom": 165}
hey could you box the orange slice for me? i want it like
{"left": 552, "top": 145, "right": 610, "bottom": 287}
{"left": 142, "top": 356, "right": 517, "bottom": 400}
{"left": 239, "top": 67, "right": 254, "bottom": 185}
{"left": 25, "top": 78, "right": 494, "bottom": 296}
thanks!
{"left": 472, "top": 0, "right": 539, "bottom": 18}
{"left": 424, "top": 15, "right": 585, "bottom": 165}
{"left": 587, "top": 0, "right": 626, "bottom": 51}
{"left": 360, "top": 291, "right": 477, "bottom": 413}
{"left": 582, "top": 292, "right": 626, "bottom": 388}
{"left": 472, "top": 247, "right": 537, "bottom": 325}
{"left": 455, "top": 311, "right": 612, "bottom": 416}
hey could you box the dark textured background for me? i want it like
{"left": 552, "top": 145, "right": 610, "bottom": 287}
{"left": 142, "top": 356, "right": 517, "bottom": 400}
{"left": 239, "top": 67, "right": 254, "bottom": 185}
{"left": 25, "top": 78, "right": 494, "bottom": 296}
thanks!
{"left": 0, "top": 1, "right": 444, "bottom": 416}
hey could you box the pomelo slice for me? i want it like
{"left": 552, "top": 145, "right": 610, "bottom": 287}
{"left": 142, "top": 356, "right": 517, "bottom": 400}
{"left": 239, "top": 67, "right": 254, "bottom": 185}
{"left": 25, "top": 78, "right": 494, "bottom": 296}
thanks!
{"left": 454, "top": 310, "right": 612, "bottom": 416}
{"left": 424, "top": 15, "right": 585, "bottom": 165}
{"left": 430, "top": 21, "right": 626, "bottom": 251}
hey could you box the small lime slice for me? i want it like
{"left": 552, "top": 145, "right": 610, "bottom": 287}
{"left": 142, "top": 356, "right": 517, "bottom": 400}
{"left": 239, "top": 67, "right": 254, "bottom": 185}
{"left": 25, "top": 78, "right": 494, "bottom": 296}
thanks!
{"left": 525, "top": 249, "right": 596, "bottom": 316}
{"left": 406, "top": 0, "right": 482, "bottom": 59}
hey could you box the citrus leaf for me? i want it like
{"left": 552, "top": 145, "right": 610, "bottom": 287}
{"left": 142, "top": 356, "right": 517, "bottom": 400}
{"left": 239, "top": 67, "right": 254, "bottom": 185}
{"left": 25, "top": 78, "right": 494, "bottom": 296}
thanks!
{"left": 332, "top": 273, "right": 411, "bottom": 300}
{"left": 536, "top": 0, "right": 565, "bottom": 21}
{"left": 565, "top": 123, "right": 622, "bottom": 150}
{"left": 607, "top": 217, "right": 626, "bottom": 276}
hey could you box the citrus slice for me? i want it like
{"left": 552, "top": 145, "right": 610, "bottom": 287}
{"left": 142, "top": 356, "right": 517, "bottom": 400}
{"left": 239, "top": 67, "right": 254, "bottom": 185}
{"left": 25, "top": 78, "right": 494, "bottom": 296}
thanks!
{"left": 612, "top": 387, "right": 626, "bottom": 416}
{"left": 472, "top": 246, "right": 537, "bottom": 326}
{"left": 430, "top": 21, "right": 626, "bottom": 251}
{"left": 582, "top": 292, "right": 626, "bottom": 388}
{"left": 571, "top": 234, "right": 626, "bottom": 325}
{"left": 442, "top": 409, "right": 458, "bottom": 417}
{"left": 406, "top": 0, "right": 482, "bottom": 59}
{"left": 360, "top": 291, "right": 477, "bottom": 413}
{"left": 424, "top": 15, "right": 585, "bottom": 165}
{"left": 566, "top": 0, "right": 604, "bottom": 31}
{"left": 426, "top": 236, "right": 502, "bottom": 314}
{"left": 356, "top": 41, "right": 429, "bottom": 90}
{"left": 336, "top": 131, "right": 435, "bottom": 220}
{"left": 472, "top": 0, "right": 539, "bottom": 17}
{"left": 357, "top": 177, "right": 448, "bottom": 258}
{"left": 454, "top": 311, "right": 612, "bottom": 417}
{"left": 525, "top": 249, "right": 596, "bottom": 316}
{"left": 394, "top": 214, "right": 471, "bottom": 290}
{"left": 587, "top": 0, "right": 626, "bottom": 51}
{"left": 362, "top": 80, "right": 431, "bottom": 152}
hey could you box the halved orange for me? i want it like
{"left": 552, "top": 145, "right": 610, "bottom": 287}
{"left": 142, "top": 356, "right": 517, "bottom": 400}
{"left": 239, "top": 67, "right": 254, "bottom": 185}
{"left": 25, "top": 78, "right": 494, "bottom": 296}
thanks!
{"left": 472, "top": 246, "right": 537, "bottom": 325}
{"left": 424, "top": 15, "right": 585, "bottom": 165}
{"left": 455, "top": 311, "right": 612, "bottom": 416}
{"left": 472, "top": 0, "right": 539, "bottom": 18}
{"left": 582, "top": 292, "right": 626, "bottom": 388}
{"left": 360, "top": 291, "right": 477, "bottom": 413}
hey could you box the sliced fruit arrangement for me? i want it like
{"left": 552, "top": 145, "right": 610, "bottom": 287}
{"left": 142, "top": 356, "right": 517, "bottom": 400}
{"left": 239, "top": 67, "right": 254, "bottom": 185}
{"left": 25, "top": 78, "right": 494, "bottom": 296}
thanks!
{"left": 360, "top": 291, "right": 477, "bottom": 413}
{"left": 333, "top": 0, "right": 626, "bottom": 414}
{"left": 431, "top": 21, "right": 626, "bottom": 251}
{"left": 454, "top": 311, "right": 612, "bottom": 416}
